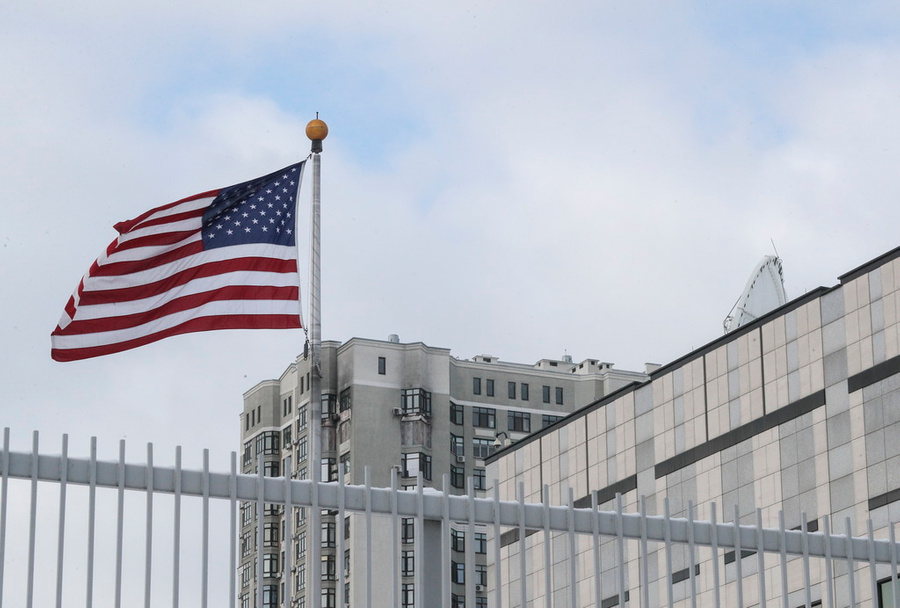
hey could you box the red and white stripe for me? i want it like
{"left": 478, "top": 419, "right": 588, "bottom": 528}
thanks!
{"left": 51, "top": 190, "right": 301, "bottom": 362}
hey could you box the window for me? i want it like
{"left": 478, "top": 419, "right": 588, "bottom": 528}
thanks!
{"left": 402, "top": 584, "right": 415, "bottom": 608}
{"left": 486, "top": 379, "right": 494, "bottom": 397}
{"left": 264, "top": 502, "right": 279, "bottom": 516}
{"left": 321, "top": 555, "right": 336, "bottom": 580}
{"left": 378, "top": 356, "right": 386, "bottom": 375}
{"left": 241, "top": 531, "right": 253, "bottom": 556}
{"left": 297, "top": 436, "right": 308, "bottom": 461}
{"left": 508, "top": 381, "right": 516, "bottom": 399}
{"left": 476, "top": 564, "right": 487, "bottom": 586}
{"left": 401, "top": 518, "right": 414, "bottom": 543}
{"left": 401, "top": 550, "right": 415, "bottom": 576}
{"left": 297, "top": 563, "right": 306, "bottom": 590}
{"left": 240, "top": 563, "right": 252, "bottom": 588}
{"left": 322, "top": 457, "right": 337, "bottom": 481}
{"left": 256, "top": 431, "right": 280, "bottom": 455}
{"left": 245, "top": 414, "right": 250, "bottom": 431}
{"left": 473, "top": 468, "right": 486, "bottom": 490}
{"left": 521, "top": 383, "right": 529, "bottom": 401}
{"left": 472, "top": 438, "right": 495, "bottom": 459}
{"left": 452, "top": 561, "right": 465, "bottom": 584}
{"left": 263, "top": 523, "right": 279, "bottom": 547}
{"left": 340, "top": 452, "right": 351, "bottom": 476}
{"left": 879, "top": 577, "right": 899, "bottom": 608}
{"left": 241, "top": 502, "right": 253, "bottom": 526}
{"left": 473, "top": 377, "right": 481, "bottom": 395}
{"left": 339, "top": 388, "right": 352, "bottom": 412}
{"left": 298, "top": 406, "right": 308, "bottom": 430}
{"left": 451, "top": 465, "right": 465, "bottom": 489}
{"left": 297, "top": 531, "right": 307, "bottom": 558}
{"left": 450, "top": 434, "right": 464, "bottom": 456}
{"left": 472, "top": 406, "right": 496, "bottom": 429}
{"left": 263, "top": 460, "right": 280, "bottom": 477}
{"left": 451, "top": 529, "right": 465, "bottom": 552}
{"left": 296, "top": 507, "right": 306, "bottom": 528}
{"left": 298, "top": 466, "right": 308, "bottom": 480}
{"left": 556, "top": 386, "right": 564, "bottom": 405}
{"left": 475, "top": 532, "right": 487, "bottom": 554}
{"left": 508, "top": 411, "right": 531, "bottom": 432}
{"left": 322, "top": 394, "right": 336, "bottom": 419}
{"left": 300, "top": 375, "right": 305, "bottom": 394}
{"left": 401, "top": 389, "right": 432, "bottom": 417}
{"left": 243, "top": 442, "right": 252, "bottom": 466}
{"left": 322, "top": 588, "right": 336, "bottom": 608}
{"left": 283, "top": 395, "right": 292, "bottom": 416}
{"left": 344, "top": 548, "right": 351, "bottom": 575}
{"left": 263, "top": 584, "right": 278, "bottom": 608}
{"left": 401, "top": 453, "right": 432, "bottom": 480}
{"left": 476, "top": 598, "right": 487, "bottom": 608}
{"left": 240, "top": 593, "right": 250, "bottom": 608}
{"left": 263, "top": 553, "right": 279, "bottom": 577}
{"left": 450, "top": 403, "right": 464, "bottom": 425}
{"left": 542, "top": 414, "right": 564, "bottom": 428}
{"left": 282, "top": 425, "right": 292, "bottom": 448}
{"left": 542, "top": 385, "right": 551, "bottom": 404}
{"left": 322, "top": 521, "right": 336, "bottom": 548}
{"left": 452, "top": 594, "right": 465, "bottom": 608}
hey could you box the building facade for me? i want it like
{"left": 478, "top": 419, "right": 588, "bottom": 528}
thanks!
{"left": 239, "top": 336, "right": 648, "bottom": 608}
{"left": 487, "top": 246, "right": 900, "bottom": 608}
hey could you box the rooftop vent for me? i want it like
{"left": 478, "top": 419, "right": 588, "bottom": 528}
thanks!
{"left": 388, "top": 334, "right": 400, "bottom": 343}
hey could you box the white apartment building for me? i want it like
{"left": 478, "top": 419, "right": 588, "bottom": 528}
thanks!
{"left": 239, "top": 336, "right": 648, "bottom": 608}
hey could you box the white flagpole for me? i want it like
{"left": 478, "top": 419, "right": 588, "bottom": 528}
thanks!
{"left": 305, "top": 115, "right": 328, "bottom": 607}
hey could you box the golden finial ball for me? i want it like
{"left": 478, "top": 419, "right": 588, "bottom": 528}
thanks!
{"left": 306, "top": 119, "right": 328, "bottom": 141}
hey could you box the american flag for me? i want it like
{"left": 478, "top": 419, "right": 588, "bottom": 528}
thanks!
{"left": 51, "top": 161, "right": 306, "bottom": 362}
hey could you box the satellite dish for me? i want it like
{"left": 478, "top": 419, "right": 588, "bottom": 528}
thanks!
{"left": 723, "top": 255, "right": 786, "bottom": 333}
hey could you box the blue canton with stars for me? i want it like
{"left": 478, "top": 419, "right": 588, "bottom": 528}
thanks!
{"left": 201, "top": 161, "right": 305, "bottom": 250}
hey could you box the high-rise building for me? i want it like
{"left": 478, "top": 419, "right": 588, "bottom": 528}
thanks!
{"left": 488, "top": 245, "right": 900, "bottom": 607}
{"left": 239, "top": 336, "right": 648, "bottom": 608}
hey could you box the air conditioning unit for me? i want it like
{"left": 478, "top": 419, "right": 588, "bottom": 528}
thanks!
{"left": 475, "top": 585, "right": 485, "bottom": 593}
{"left": 455, "top": 455, "right": 465, "bottom": 463}
{"left": 392, "top": 407, "right": 402, "bottom": 416}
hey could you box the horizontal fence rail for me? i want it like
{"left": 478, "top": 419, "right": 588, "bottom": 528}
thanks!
{"left": 2, "top": 429, "right": 900, "bottom": 608}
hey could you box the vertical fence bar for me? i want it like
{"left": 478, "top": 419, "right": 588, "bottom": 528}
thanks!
{"left": 115, "top": 440, "right": 125, "bottom": 608}
{"left": 364, "top": 467, "right": 372, "bottom": 608}
{"left": 890, "top": 524, "right": 898, "bottom": 608}
{"left": 518, "top": 481, "right": 527, "bottom": 608}
{"left": 415, "top": 474, "right": 424, "bottom": 608}
{"left": 173, "top": 447, "right": 182, "bottom": 608}
{"left": 493, "top": 480, "right": 503, "bottom": 608}
{"left": 710, "top": 502, "right": 720, "bottom": 608}
{"left": 868, "top": 519, "right": 878, "bottom": 608}
{"left": 801, "top": 513, "right": 811, "bottom": 608}
{"left": 334, "top": 470, "right": 343, "bottom": 608}
{"left": 55, "top": 434, "right": 68, "bottom": 608}
{"left": 639, "top": 496, "right": 649, "bottom": 608}
{"left": 255, "top": 459, "right": 264, "bottom": 608}
{"left": 616, "top": 494, "right": 626, "bottom": 608}
{"left": 542, "top": 484, "right": 552, "bottom": 608}
{"left": 591, "top": 492, "right": 601, "bottom": 608}
{"left": 733, "top": 505, "right": 743, "bottom": 608}
{"left": 229, "top": 452, "right": 237, "bottom": 608}
{"left": 568, "top": 488, "right": 577, "bottom": 608}
{"left": 201, "top": 449, "right": 210, "bottom": 608}
{"left": 0, "top": 428, "right": 8, "bottom": 605}
{"left": 391, "top": 469, "right": 399, "bottom": 608}
{"left": 442, "top": 474, "right": 451, "bottom": 608}
{"left": 86, "top": 436, "right": 97, "bottom": 608}
{"left": 467, "top": 478, "right": 476, "bottom": 608}
{"left": 846, "top": 517, "right": 856, "bottom": 607}
{"left": 755, "top": 508, "right": 766, "bottom": 608}
{"left": 26, "top": 431, "right": 38, "bottom": 608}
{"left": 664, "top": 498, "right": 674, "bottom": 608}
{"left": 144, "top": 443, "right": 154, "bottom": 608}
{"left": 822, "top": 517, "right": 834, "bottom": 608}
{"left": 284, "top": 462, "right": 293, "bottom": 608}
{"left": 779, "top": 511, "right": 789, "bottom": 608}
{"left": 687, "top": 501, "right": 697, "bottom": 608}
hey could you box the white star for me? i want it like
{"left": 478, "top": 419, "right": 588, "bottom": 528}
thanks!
{"left": 258, "top": 196, "right": 264, "bottom": 202}
{"left": 227, "top": 229, "right": 233, "bottom": 235}
{"left": 216, "top": 224, "right": 223, "bottom": 229}
{"left": 267, "top": 203, "right": 274, "bottom": 208}
{"left": 234, "top": 221, "right": 241, "bottom": 226}
{"left": 208, "top": 233, "right": 215, "bottom": 239}
{"left": 266, "top": 189, "right": 272, "bottom": 194}
{"left": 262, "top": 226, "right": 268, "bottom": 232}
{"left": 290, "top": 180, "right": 295, "bottom": 186}
{"left": 252, "top": 219, "right": 259, "bottom": 224}
{"left": 250, "top": 204, "right": 257, "bottom": 209}
{"left": 274, "top": 181, "right": 280, "bottom": 187}
{"left": 276, "top": 210, "right": 282, "bottom": 216}
{"left": 275, "top": 195, "right": 281, "bottom": 200}
{"left": 269, "top": 218, "right": 276, "bottom": 223}
{"left": 260, "top": 210, "right": 266, "bottom": 216}
{"left": 224, "top": 215, "right": 231, "bottom": 221}
{"left": 286, "top": 228, "right": 292, "bottom": 235}
{"left": 242, "top": 212, "right": 249, "bottom": 218}
{"left": 245, "top": 227, "right": 251, "bottom": 233}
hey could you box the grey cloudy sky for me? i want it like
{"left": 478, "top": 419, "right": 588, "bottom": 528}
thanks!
{"left": 3, "top": 1, "right": 900, "bottom": 465}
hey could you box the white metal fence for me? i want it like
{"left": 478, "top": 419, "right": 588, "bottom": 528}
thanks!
{"left": 2, "top": 429, "right": 899, "bottom": 608}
